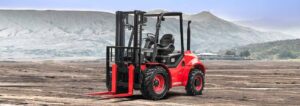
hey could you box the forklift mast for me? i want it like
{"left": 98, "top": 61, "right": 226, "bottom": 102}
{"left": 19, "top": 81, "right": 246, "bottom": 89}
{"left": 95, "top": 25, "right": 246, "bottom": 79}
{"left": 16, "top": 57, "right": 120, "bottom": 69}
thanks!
{"left": 114, "top": 11, "right": 145, "bottom": 65}
{"left": 105, "top": 11, "right": 146, "bottom": 93}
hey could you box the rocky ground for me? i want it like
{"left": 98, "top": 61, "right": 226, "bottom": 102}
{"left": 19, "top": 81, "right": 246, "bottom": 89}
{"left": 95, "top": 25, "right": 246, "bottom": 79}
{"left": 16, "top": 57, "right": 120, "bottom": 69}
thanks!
{"left": 0, "top": 60, "right": 300, "bottom": 106}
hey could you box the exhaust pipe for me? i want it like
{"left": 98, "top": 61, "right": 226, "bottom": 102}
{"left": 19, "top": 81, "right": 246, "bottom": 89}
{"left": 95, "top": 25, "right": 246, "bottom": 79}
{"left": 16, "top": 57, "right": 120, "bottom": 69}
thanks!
{"left": 187, "top": 20, "right": 191, "bottom": 50}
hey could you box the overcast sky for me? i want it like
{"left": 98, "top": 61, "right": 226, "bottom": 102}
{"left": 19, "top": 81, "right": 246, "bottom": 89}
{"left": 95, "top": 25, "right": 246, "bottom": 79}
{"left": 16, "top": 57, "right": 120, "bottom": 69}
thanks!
{"left": 1, "top": 0, "right": 300, "bottom": 21}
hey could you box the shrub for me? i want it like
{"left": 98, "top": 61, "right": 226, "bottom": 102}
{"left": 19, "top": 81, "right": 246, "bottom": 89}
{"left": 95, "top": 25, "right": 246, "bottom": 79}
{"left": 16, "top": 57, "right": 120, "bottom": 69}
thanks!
{"left": 239, "top": 50, "right": 250, "bottom": 57}
{"left": 278, "top": 51, "right": 297, "bottom": 59}
{"left": 225, "top": 50, "right": 236, "bottom": 56}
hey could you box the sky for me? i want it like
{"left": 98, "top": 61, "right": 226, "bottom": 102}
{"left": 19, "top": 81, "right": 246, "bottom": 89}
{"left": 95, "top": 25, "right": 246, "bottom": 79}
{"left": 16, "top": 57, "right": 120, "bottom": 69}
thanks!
{"left": 1, "top": 0, "right": 300, "bottom": 35}
{"left": 0, "top": 0, "right": 299, "bottom": 21}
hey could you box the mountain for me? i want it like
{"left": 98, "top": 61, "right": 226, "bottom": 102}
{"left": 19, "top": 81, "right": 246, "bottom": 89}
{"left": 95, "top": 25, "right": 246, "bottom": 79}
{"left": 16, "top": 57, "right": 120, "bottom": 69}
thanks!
{"left": 185, "top": 11, "right": 295, "bottom": 52}
{"left": 0, "top": 10, "right": 295, "bottom": 59}
{"left": 235, "top": 18, "right": 300, "bottom": 37}
{"left": 233, "top": 39, "right": 300, "bottom": 60}
{"left": 188, "top": 11, "right": 222, "bottom": 22}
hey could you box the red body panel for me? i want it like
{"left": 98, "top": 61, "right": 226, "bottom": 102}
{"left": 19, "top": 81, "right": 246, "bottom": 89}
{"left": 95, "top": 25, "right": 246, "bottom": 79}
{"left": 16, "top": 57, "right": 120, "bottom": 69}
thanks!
{"left": 143, "top": 50, "right": 206, "bottom": 88}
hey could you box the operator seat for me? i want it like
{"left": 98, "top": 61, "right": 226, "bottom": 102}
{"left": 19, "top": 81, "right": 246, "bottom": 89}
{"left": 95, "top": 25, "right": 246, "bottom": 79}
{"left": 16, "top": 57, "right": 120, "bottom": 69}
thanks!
{"left": 156, "top": 34, "right": 181, "bottom": 66}
{"left": 157, "top": 34, "right": 175, "bottom": 55}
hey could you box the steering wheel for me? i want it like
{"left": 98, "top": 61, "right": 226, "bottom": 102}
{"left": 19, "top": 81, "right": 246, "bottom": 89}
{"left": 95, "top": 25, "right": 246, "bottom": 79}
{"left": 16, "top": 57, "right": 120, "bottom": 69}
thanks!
{"left": 145, "top": 33, "right": 155, "bottom": 41}
{"left": 143, "top": 33, "right": 156, "bottom": 49}
{"left": 146, "top": 33, "right": 155, "bottom": 37}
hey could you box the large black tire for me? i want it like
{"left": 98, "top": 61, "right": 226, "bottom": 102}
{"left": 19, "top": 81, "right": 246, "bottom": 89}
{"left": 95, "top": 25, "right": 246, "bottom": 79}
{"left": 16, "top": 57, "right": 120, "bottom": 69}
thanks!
{"left": 140, "top": 66, "right": 170, "bottom": 100}
{"left": 185, "top": 69, "right": 205, "bottom": 95}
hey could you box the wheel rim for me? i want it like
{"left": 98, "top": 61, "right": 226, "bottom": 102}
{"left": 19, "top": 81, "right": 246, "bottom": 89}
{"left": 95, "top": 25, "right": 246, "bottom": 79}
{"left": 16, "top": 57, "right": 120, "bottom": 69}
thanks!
{"left": 194, "top": 75, "right": 203, "bottom": 91}
{"left": 153, "top": 74, "right": 165, "bottom": 94}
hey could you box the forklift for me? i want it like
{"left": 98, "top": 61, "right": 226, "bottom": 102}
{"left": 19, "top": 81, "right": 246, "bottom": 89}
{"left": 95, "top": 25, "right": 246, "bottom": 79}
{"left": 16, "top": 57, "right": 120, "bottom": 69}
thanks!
{"left": 88, "top": 10, "right": 206, "bottom": 100}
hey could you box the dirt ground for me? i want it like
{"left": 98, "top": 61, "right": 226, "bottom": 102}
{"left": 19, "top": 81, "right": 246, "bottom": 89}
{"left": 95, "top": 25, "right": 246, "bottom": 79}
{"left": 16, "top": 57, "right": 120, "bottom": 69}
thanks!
{"left": 0, "top": 60, "right": 300, "bottom": 106}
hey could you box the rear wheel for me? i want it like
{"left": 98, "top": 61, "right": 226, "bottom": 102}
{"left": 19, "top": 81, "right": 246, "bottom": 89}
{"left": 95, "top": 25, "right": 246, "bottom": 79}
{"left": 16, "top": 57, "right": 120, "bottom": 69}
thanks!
{"left": 141, "top": 66, "right": 169, "bottom": 100}
{"left": 185, "top": 69, "right": 205, "bottom": 95}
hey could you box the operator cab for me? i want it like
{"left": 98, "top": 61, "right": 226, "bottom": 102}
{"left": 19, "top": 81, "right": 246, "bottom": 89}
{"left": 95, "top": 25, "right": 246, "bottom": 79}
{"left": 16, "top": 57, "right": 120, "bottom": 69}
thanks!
{"left": 111, "top": 11, "right": 188, "bottom": 68}
{"left": 142, "top": 14, "right": 184, "bottom": 67}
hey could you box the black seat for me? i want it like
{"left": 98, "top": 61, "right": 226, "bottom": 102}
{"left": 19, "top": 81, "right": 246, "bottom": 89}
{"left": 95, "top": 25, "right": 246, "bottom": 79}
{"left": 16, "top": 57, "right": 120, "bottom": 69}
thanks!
{"left": 157, "top": 34, "right": 175, "bottom": 55}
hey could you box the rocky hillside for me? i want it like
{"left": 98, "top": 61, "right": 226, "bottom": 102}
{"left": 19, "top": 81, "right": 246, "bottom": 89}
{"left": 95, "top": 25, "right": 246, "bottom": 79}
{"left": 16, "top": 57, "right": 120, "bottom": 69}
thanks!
{"left": 233, "top": 39, "right": 300, "bottom": 60}
{"left": 0, "top": 10, "right": 295, "bottom": 59}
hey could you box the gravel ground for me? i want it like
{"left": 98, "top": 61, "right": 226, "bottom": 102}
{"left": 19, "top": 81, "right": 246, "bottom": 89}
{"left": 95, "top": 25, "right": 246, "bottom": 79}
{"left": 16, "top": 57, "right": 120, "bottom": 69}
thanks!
{"left": 0, "top": 60, "right": 300, "bottom": 106}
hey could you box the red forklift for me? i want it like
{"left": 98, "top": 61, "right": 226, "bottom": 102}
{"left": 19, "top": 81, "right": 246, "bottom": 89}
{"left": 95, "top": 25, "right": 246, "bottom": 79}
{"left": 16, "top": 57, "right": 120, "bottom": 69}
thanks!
{"left": 88, "top": 10, "right": 206, "bottom": 100}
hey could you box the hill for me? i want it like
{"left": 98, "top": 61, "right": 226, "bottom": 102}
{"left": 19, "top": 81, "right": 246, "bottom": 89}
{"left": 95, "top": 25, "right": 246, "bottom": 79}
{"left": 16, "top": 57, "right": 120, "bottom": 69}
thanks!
{"left": 233, "top": 39, "right": 300, "bottom": 59}
{"left": 0, "top": 10, "right": 295, "bottom": 59}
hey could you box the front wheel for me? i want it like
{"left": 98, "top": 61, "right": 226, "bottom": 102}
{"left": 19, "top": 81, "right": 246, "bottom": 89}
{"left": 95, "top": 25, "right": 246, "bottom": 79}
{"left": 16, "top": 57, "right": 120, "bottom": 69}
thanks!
{"left": 140, "top": 66, "right": 170, "bottom": 100}
{"left": 185, "top": 69, "right": 205, "bottom": 95}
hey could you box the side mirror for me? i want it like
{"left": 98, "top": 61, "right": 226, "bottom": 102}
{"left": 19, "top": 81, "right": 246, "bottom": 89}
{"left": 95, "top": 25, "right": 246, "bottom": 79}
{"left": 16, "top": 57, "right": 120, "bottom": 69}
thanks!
{"left": 125, "top": 15, "right": 129, "bottom": 24}
{"left": 125, "top": 15, "right": 133, "bottom": 30}
{"left": 188, "top": 20, "right": 192, "bottom": 25}
{"left": 161, "top": 17, "right": 165, "bottom": 21}
{"left": 143, "top": 17, "right": 148, "bottom": 23}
